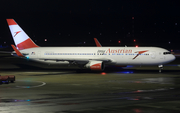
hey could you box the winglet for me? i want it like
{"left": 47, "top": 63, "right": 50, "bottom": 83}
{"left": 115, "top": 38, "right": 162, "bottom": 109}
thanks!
{"left": 11, "top": 45, "right": 24, "bottom": 57}
{"left": 94, "top": 38, "right": 102, "bottom": 47}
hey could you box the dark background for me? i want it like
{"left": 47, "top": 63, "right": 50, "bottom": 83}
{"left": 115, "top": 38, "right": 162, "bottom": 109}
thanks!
{"left": 0, "top": 0, "right": 180, "bottom": 50}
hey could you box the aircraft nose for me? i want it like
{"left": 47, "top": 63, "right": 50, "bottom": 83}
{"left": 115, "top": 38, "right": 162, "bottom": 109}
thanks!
{"left": 170, "top": 54, "right": 176, "bottom": 62}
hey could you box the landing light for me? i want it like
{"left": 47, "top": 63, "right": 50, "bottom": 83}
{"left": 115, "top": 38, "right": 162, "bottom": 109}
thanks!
{"left": 135, "top": 45, "right": 138, "bottom": 48}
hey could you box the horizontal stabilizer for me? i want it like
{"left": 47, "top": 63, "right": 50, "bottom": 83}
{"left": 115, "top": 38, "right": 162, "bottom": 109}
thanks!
{"left": 11, "top": 45, "right": 24, "bottom": 57}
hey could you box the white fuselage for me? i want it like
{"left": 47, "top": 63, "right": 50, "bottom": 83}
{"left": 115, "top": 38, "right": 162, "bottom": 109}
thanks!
{"left": 14, "top": 47, "right": 175, "bottom": 66}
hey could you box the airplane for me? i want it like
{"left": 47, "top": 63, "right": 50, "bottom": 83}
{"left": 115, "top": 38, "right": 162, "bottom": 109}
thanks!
{"left": 7, "top": 19, "right": 175, "bottom": 72}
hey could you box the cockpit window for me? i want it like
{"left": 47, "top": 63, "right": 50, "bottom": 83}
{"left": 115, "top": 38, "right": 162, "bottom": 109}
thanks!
{"left": 163, "top": 52, "right": 171, "bottom": 55}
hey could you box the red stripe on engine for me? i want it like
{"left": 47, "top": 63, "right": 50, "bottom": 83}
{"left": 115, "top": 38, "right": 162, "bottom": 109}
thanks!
{"left": 90, "top": 63, "right": 102, "bottom": 70}
{"left": 17, "top": 38, "right": 39, "bottom": 50}
{"left": 6, "top": 19, "right": 17, "bottom": 25}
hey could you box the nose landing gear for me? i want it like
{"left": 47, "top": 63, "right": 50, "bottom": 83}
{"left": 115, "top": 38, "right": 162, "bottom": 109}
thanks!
{"left": 158, "top": 65, "right": 163, "bottom": 73}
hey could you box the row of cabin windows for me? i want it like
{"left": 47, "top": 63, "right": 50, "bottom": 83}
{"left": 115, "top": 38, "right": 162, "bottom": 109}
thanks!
{"left": 44, "top": 53, "right": 95, "bottom": 55}
{"left": 44, "top": 53, "right": 150, "bottom": 56}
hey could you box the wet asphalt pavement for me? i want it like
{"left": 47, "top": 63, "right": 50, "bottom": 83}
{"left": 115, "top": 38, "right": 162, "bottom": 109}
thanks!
{"left": 0, "top": 54, "right": 180, "bottom": 113}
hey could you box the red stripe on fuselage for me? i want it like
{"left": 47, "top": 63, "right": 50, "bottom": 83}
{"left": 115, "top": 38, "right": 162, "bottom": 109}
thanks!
{"left": 17, "top": 38, "right": 38, "bottom": 50}
{"left": 133, "top": 50, "right": 149, "bottom": 59}
{"left": 6, "top": 19, "right": 17, "bottom": 25}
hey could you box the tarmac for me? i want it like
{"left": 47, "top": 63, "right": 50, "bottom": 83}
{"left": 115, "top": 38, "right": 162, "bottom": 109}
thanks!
{"left": 0, "top": 53, "right": 180, "bottom": 113}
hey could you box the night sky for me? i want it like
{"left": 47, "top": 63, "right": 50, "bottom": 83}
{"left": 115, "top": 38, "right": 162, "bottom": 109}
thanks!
{"left": 0, "top": 0, "right": 180, "bottom": 49}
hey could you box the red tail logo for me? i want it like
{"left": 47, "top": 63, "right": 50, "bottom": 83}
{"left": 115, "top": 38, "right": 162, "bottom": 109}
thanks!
{"left": 14, "top": 31, "right": 21, "bottom": 37}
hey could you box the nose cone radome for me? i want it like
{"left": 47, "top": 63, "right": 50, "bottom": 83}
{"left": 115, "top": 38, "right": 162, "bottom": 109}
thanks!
{"left": 170, "top": 54, "right": 176, "bottom": 62}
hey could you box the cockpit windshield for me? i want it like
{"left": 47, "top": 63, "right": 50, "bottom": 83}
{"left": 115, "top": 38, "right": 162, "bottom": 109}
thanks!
{"left": 163, "top": 52, "right": 171, "bottom": 55}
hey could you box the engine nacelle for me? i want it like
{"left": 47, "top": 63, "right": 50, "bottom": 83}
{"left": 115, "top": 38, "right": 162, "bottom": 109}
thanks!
{"left": 85, "top": 61, "right": 105, "bottom": 71}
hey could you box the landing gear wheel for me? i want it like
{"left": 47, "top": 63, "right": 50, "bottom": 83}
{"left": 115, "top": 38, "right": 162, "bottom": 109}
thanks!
{"left": 158, "top": 65, "right": 163, "bottom": 73}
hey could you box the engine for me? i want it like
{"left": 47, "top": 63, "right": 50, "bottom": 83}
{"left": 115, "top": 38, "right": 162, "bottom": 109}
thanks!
{"left": 85, "top": 61, "right": 105, "bottom": 71}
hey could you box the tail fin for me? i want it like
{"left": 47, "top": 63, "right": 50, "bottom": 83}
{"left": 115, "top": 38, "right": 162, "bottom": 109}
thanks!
{"left": 7, "top": 19, "right": 39, "bottom": 50}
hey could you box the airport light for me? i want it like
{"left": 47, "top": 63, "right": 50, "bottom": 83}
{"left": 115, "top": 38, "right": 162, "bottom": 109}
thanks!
{"left": 101, "top": 72, "right": 106, "bottom": 75}
{"left": 26, "top": 56, "right": 29, "bottom": 59}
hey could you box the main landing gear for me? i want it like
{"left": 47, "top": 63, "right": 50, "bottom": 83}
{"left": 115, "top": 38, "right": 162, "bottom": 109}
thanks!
{"left": 158, "top": 65, "right": 163, "bottom": 73}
